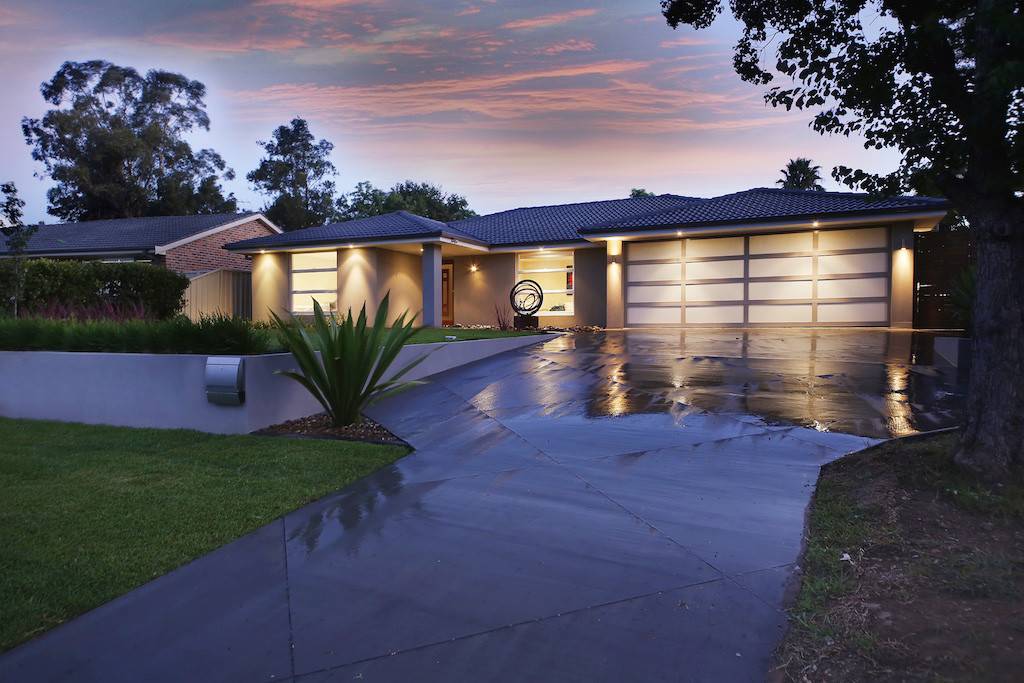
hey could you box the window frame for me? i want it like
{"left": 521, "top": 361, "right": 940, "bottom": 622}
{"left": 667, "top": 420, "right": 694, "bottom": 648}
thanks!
{"left": 515, "top": 250, "right": 575, "bottom": 316}
{"left": 290, "top": 251, "right": 338, "bottom": 315}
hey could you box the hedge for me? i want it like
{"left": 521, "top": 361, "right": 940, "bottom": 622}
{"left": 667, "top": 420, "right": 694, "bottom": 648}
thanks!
{"left": 0, "top": 259, "right": 189, "bottom": 319}
{"left": 0, "top": 316, "right": 282, "bottom": 355}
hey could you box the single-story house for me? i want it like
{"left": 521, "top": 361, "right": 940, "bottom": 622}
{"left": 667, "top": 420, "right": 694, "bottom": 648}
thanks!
{"left": 1, "top": 213, "right": 281, "bottom": 319}
{"left": 225, "top": 188, "right": 949, "bottom": 329}
{"left": 0, "top": 212, "right": 280, "bottom": 273}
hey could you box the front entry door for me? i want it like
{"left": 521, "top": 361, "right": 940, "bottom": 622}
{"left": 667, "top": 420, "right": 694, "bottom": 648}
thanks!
{"left": 441, "top": 262, "right": 454, "bottom": 326}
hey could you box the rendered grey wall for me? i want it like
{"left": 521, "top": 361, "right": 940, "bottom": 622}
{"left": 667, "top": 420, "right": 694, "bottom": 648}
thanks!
{"left": 0, "top": 334, "right": 557, "bottom": 435}
{"left": 450, "top": 253, "right": 516, "bottom": 326}
{"left": 573, "top": 246, "right": 607, "bottom": 327}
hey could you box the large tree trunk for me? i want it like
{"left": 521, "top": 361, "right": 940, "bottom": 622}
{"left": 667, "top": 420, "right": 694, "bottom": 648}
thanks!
{"left": 954, "top": 206, "right": 1024, "bottom": 480}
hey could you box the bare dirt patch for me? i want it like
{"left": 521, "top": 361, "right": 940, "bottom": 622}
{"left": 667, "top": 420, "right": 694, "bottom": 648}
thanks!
{"left": 774, "top": 432, "right": 1024, "bottom": 682}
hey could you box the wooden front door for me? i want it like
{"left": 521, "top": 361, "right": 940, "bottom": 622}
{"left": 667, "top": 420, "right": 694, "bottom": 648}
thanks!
{"left": 441, "top": 262, "right": 454, "bottom": 326}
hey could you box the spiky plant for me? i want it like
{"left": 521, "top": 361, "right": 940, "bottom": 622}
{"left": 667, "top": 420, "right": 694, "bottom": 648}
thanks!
{"left": 270, "top": 293, "right": 426, "bottom": 426}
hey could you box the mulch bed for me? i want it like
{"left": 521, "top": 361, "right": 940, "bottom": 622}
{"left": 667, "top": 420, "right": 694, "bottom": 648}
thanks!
{"left": 254, "top": 413, "right": 409, "bottom": 447}
{"left": 774, "top": 431, "right": 1024, "bottom": 682}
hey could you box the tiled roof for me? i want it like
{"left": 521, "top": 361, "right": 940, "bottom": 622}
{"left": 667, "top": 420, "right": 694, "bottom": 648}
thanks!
{"left": 225, "top": 188, "right": 949, "bottom": 252}
{"left": 447, "top": 194, "right": 699, "bottom": 246}
{"left": 581, "top": 188, "right": 949, "bottom": 233}
{"left": 226, "top": 211, "right": 479, "bottom": 250}
{"left": 0, "top": 213, "right": 258, "bottom": 255}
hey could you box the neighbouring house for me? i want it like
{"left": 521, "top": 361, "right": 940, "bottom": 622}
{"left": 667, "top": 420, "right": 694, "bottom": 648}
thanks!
{"left": 225, "top": 188, "right": 949, "bottom": 329}
{"left": 1, "top": 213, "right": 281, "bottom": 319}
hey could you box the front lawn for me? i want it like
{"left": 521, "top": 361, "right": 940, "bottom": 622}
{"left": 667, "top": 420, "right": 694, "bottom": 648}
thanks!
{"left": 408, "top": 327, "right": 541, "bottom": 344}
{"left": 0, "top": 418, "right": 406, "bottom": 652}
{"left": 776, "top": 432, "right": 1024, "bottom": 680}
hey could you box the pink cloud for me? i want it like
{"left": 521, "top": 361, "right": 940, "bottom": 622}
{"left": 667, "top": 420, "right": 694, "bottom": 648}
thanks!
{"left": 456, "top": 6, "right": 481, "bottom": 16}
{"left": 660, "top": 36, "right": 716, "bottom": 48}
{"left": 502, "top": 8, "right": 597, "bottom": 31}
{"left": 536, "top": 39, "right": 596, "bottom": 55}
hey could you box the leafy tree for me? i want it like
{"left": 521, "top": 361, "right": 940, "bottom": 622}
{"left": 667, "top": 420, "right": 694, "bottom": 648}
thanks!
{"left": 337, "top": 180, "right": 475, "bottom": 222}
{"left": 777, "top": 158, "right": 825, "bottom": 191}
{"left": 660, "top": 0, "right": 1023, "bottom": 481}
{"left": 630, "top": 188, "right": 655, "bottom": 197}
{"left": 22, "top": 60, "right": 236, "bottom": 221}
{"left": 0, "top": 182, "right": 37, "bottom": 317}
{"left": 247, "top": 118, "right": 338, "bottom": 231}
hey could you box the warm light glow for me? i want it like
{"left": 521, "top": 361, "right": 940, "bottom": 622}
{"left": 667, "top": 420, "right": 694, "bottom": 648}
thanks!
{"left": 676, "top": 230, "right": 682, "bottom": 236}
{"left": 347, "top": 244, "right": 354, "bottom": 249}
{"left": 812, "top": 220, "right": 820, "bottom": 227}
{"left": 607, "top": 238, "right": 622, "bottom": 257}
{"left": 469, "top": 263, "right": 479, "bottom": 272}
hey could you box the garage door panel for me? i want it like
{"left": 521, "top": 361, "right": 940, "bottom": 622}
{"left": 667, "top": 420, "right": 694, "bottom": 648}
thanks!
{"left": 686, "top": 259, "right": 744, "bottom": 280}
{"left": 817, "top": 302, "right": 888, "bottom": 323}
{"left": 817, "top": 277, "right": 887, "bottom": 299}
{"left": 628, "top": 262, "right": 682, "bottom": 282}
{"left": 627, "top": 306, "right": 681, "bottom": 325}
{"left": 749, "top": 304, "right": 813, "bottom": 323}
{"left": 818, "top": 252, "right": 887, "bottom": 275}
{"left": 686, "top": 236, "right": 744, "bottom": 258}
{"left": 748, "top": 280, "right": 812, "bottom": 300}
{"left": 628, "top": 240, "right": 681, "bottom": 262}
{"left": 749, "top": 257, "right": 813, "bottom": 278}
{"left": 818, "top": 227, "right": 887, "bottom": 251}
{"left": 685, "top": 305, "right": 744, "bottom": 324}
{"left": 628, "top": 284, "right": 681, "bottom": 304}
{"left": 749, "top": 232, "right": 813, "bottom": 254}
{"left": 685, "top": 282, "right": 744, "bottom": 302}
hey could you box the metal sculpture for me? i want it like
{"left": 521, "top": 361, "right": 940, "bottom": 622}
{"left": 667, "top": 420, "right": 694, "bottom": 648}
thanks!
{"left": 510, "top": 279, "right": 543, "bottom": 316}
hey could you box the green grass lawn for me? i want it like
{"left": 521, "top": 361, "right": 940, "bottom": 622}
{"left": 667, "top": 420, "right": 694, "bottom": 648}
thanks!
{"left": 0, "top": 417, "right": 406, "bottom": 652}
{"left": 407, "top": 327, "right": 541, "bottom": 344}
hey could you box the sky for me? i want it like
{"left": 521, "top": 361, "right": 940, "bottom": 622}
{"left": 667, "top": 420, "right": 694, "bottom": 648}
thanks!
{"left": 0, "top": 0, "right": 901, "bottom": 224}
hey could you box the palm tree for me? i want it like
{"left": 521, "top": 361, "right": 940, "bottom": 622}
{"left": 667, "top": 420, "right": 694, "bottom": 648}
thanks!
{"left": 777, "top": 158, "right": 825, "bottom": 191}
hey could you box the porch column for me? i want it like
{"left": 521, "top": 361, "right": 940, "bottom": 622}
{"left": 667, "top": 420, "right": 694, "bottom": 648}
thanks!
{"left": 421, "top": 243, "right": 442, "bottom": 327}
{"left": 605, "top": 239, "right": 625, "bottom": 328}
{"left": 889, "top": 223, "right": 915, "bottom": 329}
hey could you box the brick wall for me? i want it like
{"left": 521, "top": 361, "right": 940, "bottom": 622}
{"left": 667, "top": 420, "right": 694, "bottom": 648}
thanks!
{"left": 164, "top": 218, "right": 275, "bottom": 273}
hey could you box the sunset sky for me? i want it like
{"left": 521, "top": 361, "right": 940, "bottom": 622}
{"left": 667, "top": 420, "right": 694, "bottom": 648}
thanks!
{"left": 0, "top": 0, "right": 900, "bottom": 224}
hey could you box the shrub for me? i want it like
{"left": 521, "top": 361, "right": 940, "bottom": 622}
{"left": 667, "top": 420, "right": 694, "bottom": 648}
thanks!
{"left": 271, "top": 294, "right": 425, "bottom": 426}
{"left": 0, "top": 315, "right": 281, "bottom": 355}
{"left": 0, "top": 260, "right": 189, "bottom": 319}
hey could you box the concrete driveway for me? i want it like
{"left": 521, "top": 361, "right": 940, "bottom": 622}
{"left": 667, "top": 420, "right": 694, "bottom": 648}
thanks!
{"left": 0, "top": 330, "right": 964, "bottom": 682}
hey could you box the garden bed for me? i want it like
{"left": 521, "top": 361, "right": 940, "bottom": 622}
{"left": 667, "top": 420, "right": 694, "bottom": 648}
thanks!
{"left": 774, "top": 431, "right": 1024, "bottom": 681}
{"left": 254, "top": 413, "right": 407, "bottom": 446}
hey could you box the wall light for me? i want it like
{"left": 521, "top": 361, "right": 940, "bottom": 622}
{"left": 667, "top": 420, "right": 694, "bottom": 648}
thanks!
{"left": 811, "top": 220, "right": 820, "bottom": 227}
{"left": 469, "top": 263, "right": 479, "bottom": 273}
{"left": 676, "top": 230, "right": 682, "bottom": 236}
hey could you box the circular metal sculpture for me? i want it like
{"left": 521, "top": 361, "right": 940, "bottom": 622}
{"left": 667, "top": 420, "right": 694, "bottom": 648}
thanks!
{"left": 510, "top": 279, "right": 543, "bottom": 316}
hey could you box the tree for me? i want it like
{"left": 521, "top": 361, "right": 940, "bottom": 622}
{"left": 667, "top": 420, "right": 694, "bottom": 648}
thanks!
{"left": 337, "top": 180, "right": 476, "bottom": 222}
{"left": 659, "top": 1, "right": 1023, "bottom": 480}
{"left": 0, "top": 182, "right": 37, "bottom": 316}
{"left": 630, "top": 188, "right": 655, "bottom": 197}
{"left": 247, "top": 118, "right": 338, "bottom": 231}
{"left": 22, "top": 60, "right": 236, "bottom": 221}
{"left": 777, "top": 158, "right": 825, "bottom": 191}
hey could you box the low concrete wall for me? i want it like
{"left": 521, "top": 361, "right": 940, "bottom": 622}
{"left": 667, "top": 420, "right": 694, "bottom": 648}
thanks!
{"left": 0, "top": 333, "right": 557, "bottom": 435}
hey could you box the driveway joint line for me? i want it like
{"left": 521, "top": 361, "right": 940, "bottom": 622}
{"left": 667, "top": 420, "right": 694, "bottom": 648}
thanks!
{"left": 280, "top": 518, "right": 297, "bottom": 680}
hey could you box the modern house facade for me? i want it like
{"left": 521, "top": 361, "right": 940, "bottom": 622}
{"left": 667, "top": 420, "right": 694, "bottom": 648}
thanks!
{"left": 225, "top": 188, "right": 949, "bottom": 329}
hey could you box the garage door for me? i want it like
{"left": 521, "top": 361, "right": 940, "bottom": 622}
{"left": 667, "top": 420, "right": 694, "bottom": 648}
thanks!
{"left": 625, "top": 227, "right": 890, "bottom": 326}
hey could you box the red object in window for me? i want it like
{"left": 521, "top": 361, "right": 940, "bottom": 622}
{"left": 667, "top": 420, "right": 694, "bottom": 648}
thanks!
{"left": 566, "top": 271, "right": 574, "bottom": 290}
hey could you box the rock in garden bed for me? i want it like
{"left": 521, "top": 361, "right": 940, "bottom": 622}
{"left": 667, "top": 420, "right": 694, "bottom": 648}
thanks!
{"left": 255, "top": 413, "right": 408, "bottom": 446}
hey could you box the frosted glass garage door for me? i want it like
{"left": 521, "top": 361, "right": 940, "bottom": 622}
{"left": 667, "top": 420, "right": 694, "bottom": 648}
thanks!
{"left": 621, "top": 227, "right": 891, "bottom": 326}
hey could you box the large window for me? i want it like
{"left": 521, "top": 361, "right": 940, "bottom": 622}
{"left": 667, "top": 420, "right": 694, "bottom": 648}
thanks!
{"left": 291, "top": 251, "right": 338, "bottom": 314}
{"left": 516, "top": 250, "right": 574, "bottom": 317}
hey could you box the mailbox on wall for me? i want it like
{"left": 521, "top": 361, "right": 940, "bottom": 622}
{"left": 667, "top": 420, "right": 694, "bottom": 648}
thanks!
{"left": 205, "top": 356, "right": 245, "bottom": 405}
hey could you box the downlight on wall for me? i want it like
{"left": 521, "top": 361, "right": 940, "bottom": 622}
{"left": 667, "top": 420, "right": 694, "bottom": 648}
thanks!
{"left": 469, "top": 264, "right": 479, "bottom": 273}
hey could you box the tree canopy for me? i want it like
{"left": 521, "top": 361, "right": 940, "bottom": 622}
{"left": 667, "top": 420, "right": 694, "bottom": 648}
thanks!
{"left": 337, "top": 180, "right": 475, "bottom": 222}
{"left": 777, "top": 158, "right": 824, "bottom": 191}
{"left": 247, "top": 118, "right": 338, "bottom": 231}
{"left": 659, "top": 0, "right": 1023, "bottom": 480}
{"left": 630, "top": 188, "right": 655, "bottom": 198}
{"left": 21, "top": 61, "right": 236, "bottom": 222}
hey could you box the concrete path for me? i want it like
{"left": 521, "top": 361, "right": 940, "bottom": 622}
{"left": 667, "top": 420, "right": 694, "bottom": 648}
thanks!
{"left": 0, "top": 330, "right": 963, "bottom": 682}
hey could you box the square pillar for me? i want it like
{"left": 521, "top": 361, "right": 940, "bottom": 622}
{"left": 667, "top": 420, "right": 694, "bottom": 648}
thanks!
{"left": 421, "top": 243, "right": 442, "bottom": 327}
{"left": 889, "top": 223, "right": 915, "bottom": 328}
{"left": 606, "top": 239, "right": 625, "bottom": 328}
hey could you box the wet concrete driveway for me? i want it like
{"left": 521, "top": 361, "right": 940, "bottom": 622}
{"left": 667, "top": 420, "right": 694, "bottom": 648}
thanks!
{"left": 0, "top": 330, "right": 964, "bottom": 682}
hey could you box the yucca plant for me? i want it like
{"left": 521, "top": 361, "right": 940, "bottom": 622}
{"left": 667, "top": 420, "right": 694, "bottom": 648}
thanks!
{"left": 270, "top": 293, "right": 426, "bottom": 427}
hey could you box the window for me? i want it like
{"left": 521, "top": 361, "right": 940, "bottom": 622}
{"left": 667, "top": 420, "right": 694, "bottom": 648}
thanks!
{"left": 516, "top": 250, "right": 574, "bottom": 316}
{"left": 291, "top": 251, "right": 337, "bottom": 314}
